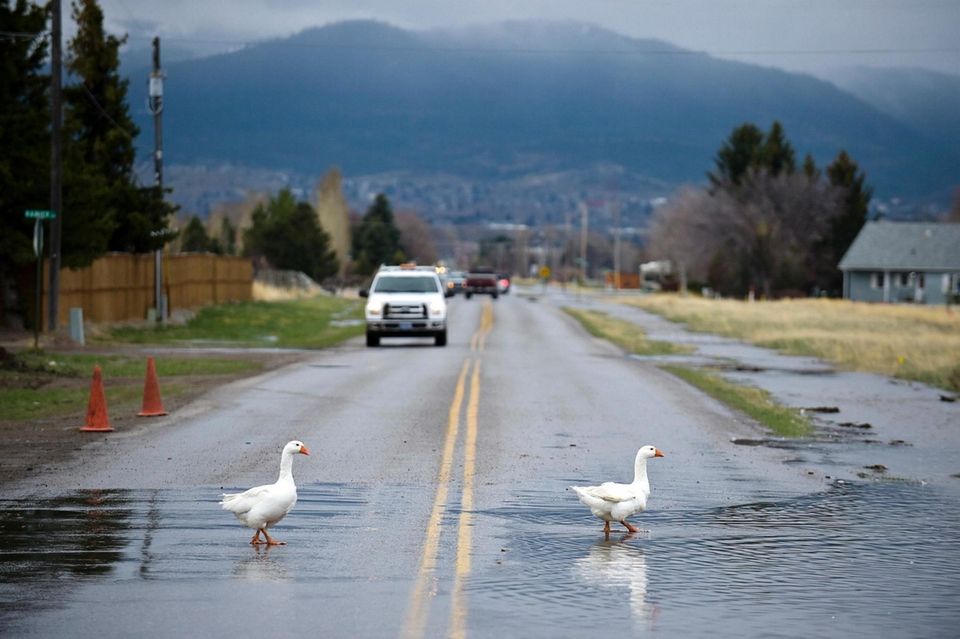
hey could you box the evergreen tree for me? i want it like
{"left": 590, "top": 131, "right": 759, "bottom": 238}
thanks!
{"left": 107, "top": 184, "right": 178, "bottom": 254}
{"left": 0, "top": 0, "right": 50, "bottom": 292}
{"left": 352, "top": 194, "right": 404, "bottom": 275}
{"left": 63, "top": 0, "right": 173, "bottom": 259}
{"left": 0, "top": 1, "right": 47, "bottom": 260}
{"left": 65, "top": 0, "right": 135, "bottom": 184}
{"left": 802, "top": 154, "right": 820, "bottom": 182}
{"left": 759, "top": 121, "right": 796, "bottom": 177}
{"left": 816, "top": 150, "right": 872, "bottom": 293}
{"left": 710, "top": 121, "right": 798, "bottom": 193}
{"left": 667, "top": 124, "right": 851, "bottom": 298}
{"left": 827, "top": 151, "right": 871, "bottom": 246}
{"left": 180, "top": 216, "right": 213, "bottom": 252}
{"left": 218, "top": 217, "right": 237, "bottom": 255}
{"left": 245, "top": 189, "right": 297, "bottom": 262}
{"left": 58, "top": 163, "right": 113, "bottom": 267}
{"left": 708, "top": 123, "right": 764, "bottom": 190}
{"left": 243, "top": 189, "right": 338, "bottom": 282}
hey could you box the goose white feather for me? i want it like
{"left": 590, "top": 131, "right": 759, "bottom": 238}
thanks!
{"left": 220, "top": 440, "right": 309, "bottom": 545}
{"left": 571, "top": 445, "right": 664, "bottom": 534}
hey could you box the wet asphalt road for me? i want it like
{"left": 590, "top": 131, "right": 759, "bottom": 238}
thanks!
{"left": 2, "top": 287, "right": 959, "bottom": 638}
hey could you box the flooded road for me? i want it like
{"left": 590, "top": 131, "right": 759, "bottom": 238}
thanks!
{"left": 2, "top": 288, "right": 959, "bottom": 637}
{"left": 3, "top": 480, "right": 958, "bottom": 637}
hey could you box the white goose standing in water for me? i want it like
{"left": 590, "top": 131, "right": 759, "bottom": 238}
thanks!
{"left": 220, "top": 440, "right": 309, "bottom": 545}
{"left": 571, "top": 445, "right": 664, "bottom": 534}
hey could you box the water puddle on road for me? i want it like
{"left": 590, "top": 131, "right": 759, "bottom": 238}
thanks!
{"left": 469, "top": 480, "right": 960, "bottom": 637}
{"left": 0, "top": 484, "right": 369, "bottom": 630}
{"left": 2, "top": 481, "right": 958, "bottom": 637}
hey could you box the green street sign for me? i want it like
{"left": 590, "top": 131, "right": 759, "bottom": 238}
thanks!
{"left": 25, "top": 209, "right": 56, "bottom": 219}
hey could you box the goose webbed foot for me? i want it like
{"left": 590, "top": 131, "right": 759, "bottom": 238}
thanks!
{"left": 262, "top": 529, "right": 286, "bottom": 546}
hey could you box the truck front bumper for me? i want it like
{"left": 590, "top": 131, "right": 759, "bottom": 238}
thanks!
{"left": 366, "top": 319, "right": 446, "bottom": 336}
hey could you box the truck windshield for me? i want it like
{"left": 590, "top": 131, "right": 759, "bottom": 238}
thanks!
{"left": 374, "top": 276, "right": 439, "bottom": 293}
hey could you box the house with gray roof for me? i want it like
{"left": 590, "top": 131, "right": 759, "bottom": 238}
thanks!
{"left": 838, "top": 221, "right": 960, "bottom": 304}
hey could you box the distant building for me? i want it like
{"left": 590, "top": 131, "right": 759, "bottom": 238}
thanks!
{"left": 838, "top": 221, "right": 960, "bottom": 304}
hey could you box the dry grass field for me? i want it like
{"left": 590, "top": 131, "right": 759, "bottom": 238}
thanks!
{"left": 618, "top": 294, "right": 960, "bottom": 392}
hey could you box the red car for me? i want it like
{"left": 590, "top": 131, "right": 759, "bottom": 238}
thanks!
{"left": 464, "top": 269, "right": 499, "bottom": 299}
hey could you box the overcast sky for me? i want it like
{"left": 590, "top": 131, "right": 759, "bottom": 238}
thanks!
{"left": 89, "top": 0, "right": 960, "bottom": 78}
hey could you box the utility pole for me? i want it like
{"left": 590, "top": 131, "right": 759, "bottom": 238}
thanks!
{"left": 148, "top": 37, "right": 165, "bottom": 322}
{"left": 48, "top": 0, "right": 62, "bottom": 332}
{"left": 612, "top": 200, "right": 621, "bottom": 291}
{"left": 562, "top": 210, "right": 571, "bottom": 291}
{"left": 579, "top": 201, "right": 589, "bottom": 287}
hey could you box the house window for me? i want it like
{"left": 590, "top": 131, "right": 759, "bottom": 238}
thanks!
{"left": 871, "top": 272, "right": 884, "bottom": 289}
{"left": 897, "top": 272, "right": 910, "bottom": 288}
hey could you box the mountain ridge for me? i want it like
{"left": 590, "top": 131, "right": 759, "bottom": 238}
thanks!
{"left": 126, "top": 19, "right": 960, "bottom": 218}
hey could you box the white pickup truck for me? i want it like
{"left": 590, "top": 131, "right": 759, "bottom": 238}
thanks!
{"left": 359, "top": 264, "right": 452, "bottom": 347}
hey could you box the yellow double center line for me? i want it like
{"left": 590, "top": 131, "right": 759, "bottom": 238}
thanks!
{"left": 450, "top": 356, "right": 480, "bottom": 639}
{"left": 402, "top": 301, "right": 493, "bottom": 639}
{"left": 470, "top": 302, "right": 494, "bottom": 352}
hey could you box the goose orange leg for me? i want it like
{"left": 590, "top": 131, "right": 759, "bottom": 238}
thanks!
{"left": 620, "top": 519, "right": 640, "bottom": 533}
{"left": 603, "top": 520, "right": 612, "bottom": 535}
{"left": 250, "top": 529, "right": 262, "bottom": 544}
{"left": 261, "top": 529, "right": 286, "bottom": 546}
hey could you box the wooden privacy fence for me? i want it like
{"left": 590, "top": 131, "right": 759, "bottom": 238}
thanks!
{"left": 45, "top": 253, "right": 252, "bottom": 327}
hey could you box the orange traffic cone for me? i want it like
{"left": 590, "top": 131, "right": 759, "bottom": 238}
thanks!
{"left": 80, "top": 365, "right": 114, "bottom": 432}
{"left": 137, "top": 357, "right": 167, "bottom": 417}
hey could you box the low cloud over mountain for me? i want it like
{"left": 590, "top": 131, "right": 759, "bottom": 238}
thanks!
{"left": 128, "top": 20, "right": 960, "bottom": 217}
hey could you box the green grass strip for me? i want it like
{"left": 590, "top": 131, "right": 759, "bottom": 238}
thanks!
{"left": 0, "top": 383, "right": 194, "bottom": 422}
{"left": 105, "top": 296, "right": 364, "bottom": 349}
{"left": 9, "top": 351, "right": 262, "bottom": 378}
{"left": 563, "top": 307, "right": 692, "bottom": 356}
{"left": 0, "top": 351, "right": 260, "bottom": 422}
{"left": 661, "top": 364, "right": 812, "bottom": 438}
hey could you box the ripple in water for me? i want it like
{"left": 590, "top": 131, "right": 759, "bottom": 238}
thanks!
{"left": 470, "top": 481, "right": 960, "bottom": 637}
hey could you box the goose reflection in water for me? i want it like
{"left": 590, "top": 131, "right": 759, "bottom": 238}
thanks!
{"left": 232, "top": 544, "right": 290, "bottom": 582}
{"left": 574, "top": 534, "right": 657, "bottom": 626}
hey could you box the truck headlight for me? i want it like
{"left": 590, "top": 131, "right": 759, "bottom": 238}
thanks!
{"left": 367, "top": 302, "right": 383, "bottom": 317}
{"left": 429, "top": 301, "right": 444, "bottom": 316}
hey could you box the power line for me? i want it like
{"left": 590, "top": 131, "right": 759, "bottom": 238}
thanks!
{"left": 0, "top": 29, "right": 49, "bottom": 41}
{"left": 134, "top": 34, "right": 960, "bottom": 58}
{"left": 80, "top": 83, "right": 135, "bottom": 141}
{"left": 8, "top": 27, "right": 958, "bottom": 58}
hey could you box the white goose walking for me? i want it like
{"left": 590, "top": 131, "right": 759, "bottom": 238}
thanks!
{"left": 220, "top": 440, "right": 310, "bottom": 545}
{"left": 571, "top": 445, "right": 664, "bottom": 534}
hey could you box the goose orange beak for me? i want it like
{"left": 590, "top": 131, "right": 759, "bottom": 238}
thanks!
{"left": 654, "top": 448, "right": 665, "bottom": 457}
{"left": 300, "top": 445, "right": 310, "bottom": 456}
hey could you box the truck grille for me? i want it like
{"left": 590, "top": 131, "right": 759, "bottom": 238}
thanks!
{"left": 384, "top": 303, "right": 427, "bottom": 319}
